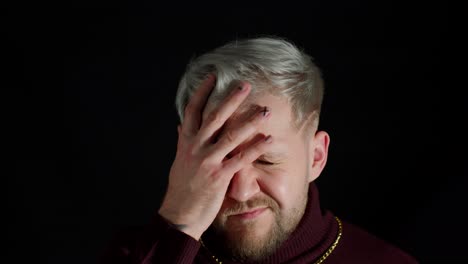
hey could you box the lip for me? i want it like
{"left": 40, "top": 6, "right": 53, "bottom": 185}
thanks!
{"left": 231, "top": 207, "right": 267, "bottom": 220}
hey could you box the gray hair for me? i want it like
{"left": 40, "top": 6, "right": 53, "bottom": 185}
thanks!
{"left": 175, "top": 36, "right": 324, "bottom": 130}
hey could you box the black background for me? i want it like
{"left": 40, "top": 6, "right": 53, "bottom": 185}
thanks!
{"left": 8, "top": 2, "right": 466, "bottom": 264}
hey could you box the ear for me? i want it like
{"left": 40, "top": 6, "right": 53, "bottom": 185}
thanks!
{"left": 308, "top": 131, "right": 330, "bottom": 182}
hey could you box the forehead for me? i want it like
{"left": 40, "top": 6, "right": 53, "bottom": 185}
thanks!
{"left": 213, "top": 92, "right": 307, "bottom": 160}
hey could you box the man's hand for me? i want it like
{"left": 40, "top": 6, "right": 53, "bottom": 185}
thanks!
{"left": 158, "top": 75, "right": 272, "bottom": 240}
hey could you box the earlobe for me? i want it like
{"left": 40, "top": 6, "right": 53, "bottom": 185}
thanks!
{"left": 309, "top": 131, "right": 330, "bottom": 182}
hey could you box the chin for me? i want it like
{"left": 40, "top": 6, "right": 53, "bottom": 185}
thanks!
{"left": 222, "top": 215, "right": 286, "bottom": 262}
{"left": 226, "top": 220, "right": 270, "bottom": 242}
{"left": 209, "top": 203, "right": 306, "bottom": 262}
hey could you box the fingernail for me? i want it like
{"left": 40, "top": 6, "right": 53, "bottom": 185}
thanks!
{"left": 265, "top": 135, "right": 273, "bottom": 143}
{"left": 261, "top": 106, "right": 270, "bottom": 116}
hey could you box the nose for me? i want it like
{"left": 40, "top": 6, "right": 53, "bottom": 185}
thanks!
{"left": 226, "top": 167, "right": 261, "bottom": 202}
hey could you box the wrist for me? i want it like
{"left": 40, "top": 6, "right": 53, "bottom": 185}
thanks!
{"left": 158, "top": 211, "right": 203, "bottom": 240}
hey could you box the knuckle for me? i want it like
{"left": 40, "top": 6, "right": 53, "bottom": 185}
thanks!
{"left": 199, "top": 157, "right": 216, "bottom": 171}
{"left": 177, "top": 143, "right": 197, "bottom": 160}
{"left": 184, "top": 103, "right": 195, "bottom": 116}
{"left": 224, "top": 130, "right": 236, "bottom": 144}
{"left": 188, "top": 144, "right": 198, "bottom": 157}
{"left": 236, "top": 151, "right": 246, "bottom": 163}
{"left": 207, "top": 111, "right": 221, "bottom": 125}
{"left": 178, "top": 127, "right": 191, "bottom": 139}
{"left": 245, "top": 148, "right": 260, "bottom": 162}
{"left": 209, "top": 169, "right": 223, "bottom": 182}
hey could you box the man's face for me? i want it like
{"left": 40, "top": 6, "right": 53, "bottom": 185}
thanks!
{"left": 203, "top": 92, "right": 328, "bottom": 262}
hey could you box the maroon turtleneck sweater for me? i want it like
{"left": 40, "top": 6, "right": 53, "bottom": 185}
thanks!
{"left": 99, "top": 183, "right": 418, "bottom": 263}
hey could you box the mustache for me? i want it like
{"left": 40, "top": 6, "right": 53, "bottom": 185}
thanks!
{"left": 223, "top": 196, "right": 279, "bottom": 216}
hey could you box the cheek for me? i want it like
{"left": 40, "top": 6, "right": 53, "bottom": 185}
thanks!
{"left": 257, "top": 159, "right": 309, "bottom": 211}
{"left": 257, "top": 168, "right": 296, "bottom": 210}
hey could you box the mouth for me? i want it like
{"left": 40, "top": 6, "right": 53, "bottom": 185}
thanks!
{"left": 230, "top": 207, "right": 268, "bottom": 220}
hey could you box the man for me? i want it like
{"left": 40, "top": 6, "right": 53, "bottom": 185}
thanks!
{"left": 100, "top": 37, "right": 418, "bottom": 263}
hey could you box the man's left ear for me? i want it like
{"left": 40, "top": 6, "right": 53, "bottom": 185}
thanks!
{"left": 308, "top": 131, "right": 330, "bottom": 182}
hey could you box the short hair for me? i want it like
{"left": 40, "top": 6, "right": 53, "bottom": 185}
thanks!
{"left": 175, "top": 36, "right": 324, "bottom": 132}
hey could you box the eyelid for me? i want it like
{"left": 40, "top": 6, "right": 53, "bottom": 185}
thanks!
{"left": 255, "top": 159, "right": 275, "bottom": 165}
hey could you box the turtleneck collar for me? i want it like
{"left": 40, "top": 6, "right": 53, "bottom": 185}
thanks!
{"left": 200, "top": 182, "right": 338, "bottom": 264}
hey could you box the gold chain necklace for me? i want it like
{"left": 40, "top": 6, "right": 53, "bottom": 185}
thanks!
{"left": 199, "top": 216, "right": 343, "bottom": 264}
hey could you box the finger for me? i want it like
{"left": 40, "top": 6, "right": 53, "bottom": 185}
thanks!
{"left": 181, "top": 74, "right": 216, "bottom": 137}
{"left": 196, "top": 82, "right": 251, "bottom": 145}
{"left": 208, "top": 107, "right": 271, "bottom": 163}
{"left": 221, "top": 135, "right": 273, "bottom": 176}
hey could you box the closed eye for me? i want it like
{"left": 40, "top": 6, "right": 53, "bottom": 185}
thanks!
{"left": 255, "top": 159, "right": 275, "bottom": 165}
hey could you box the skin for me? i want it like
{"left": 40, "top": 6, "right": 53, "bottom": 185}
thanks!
{"left": 158, "top": 74, "right": 330, "bottom": 261}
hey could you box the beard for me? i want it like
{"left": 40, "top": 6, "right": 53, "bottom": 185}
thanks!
{"left": 204, "top": 193, "right": 308, "bottom": 263}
